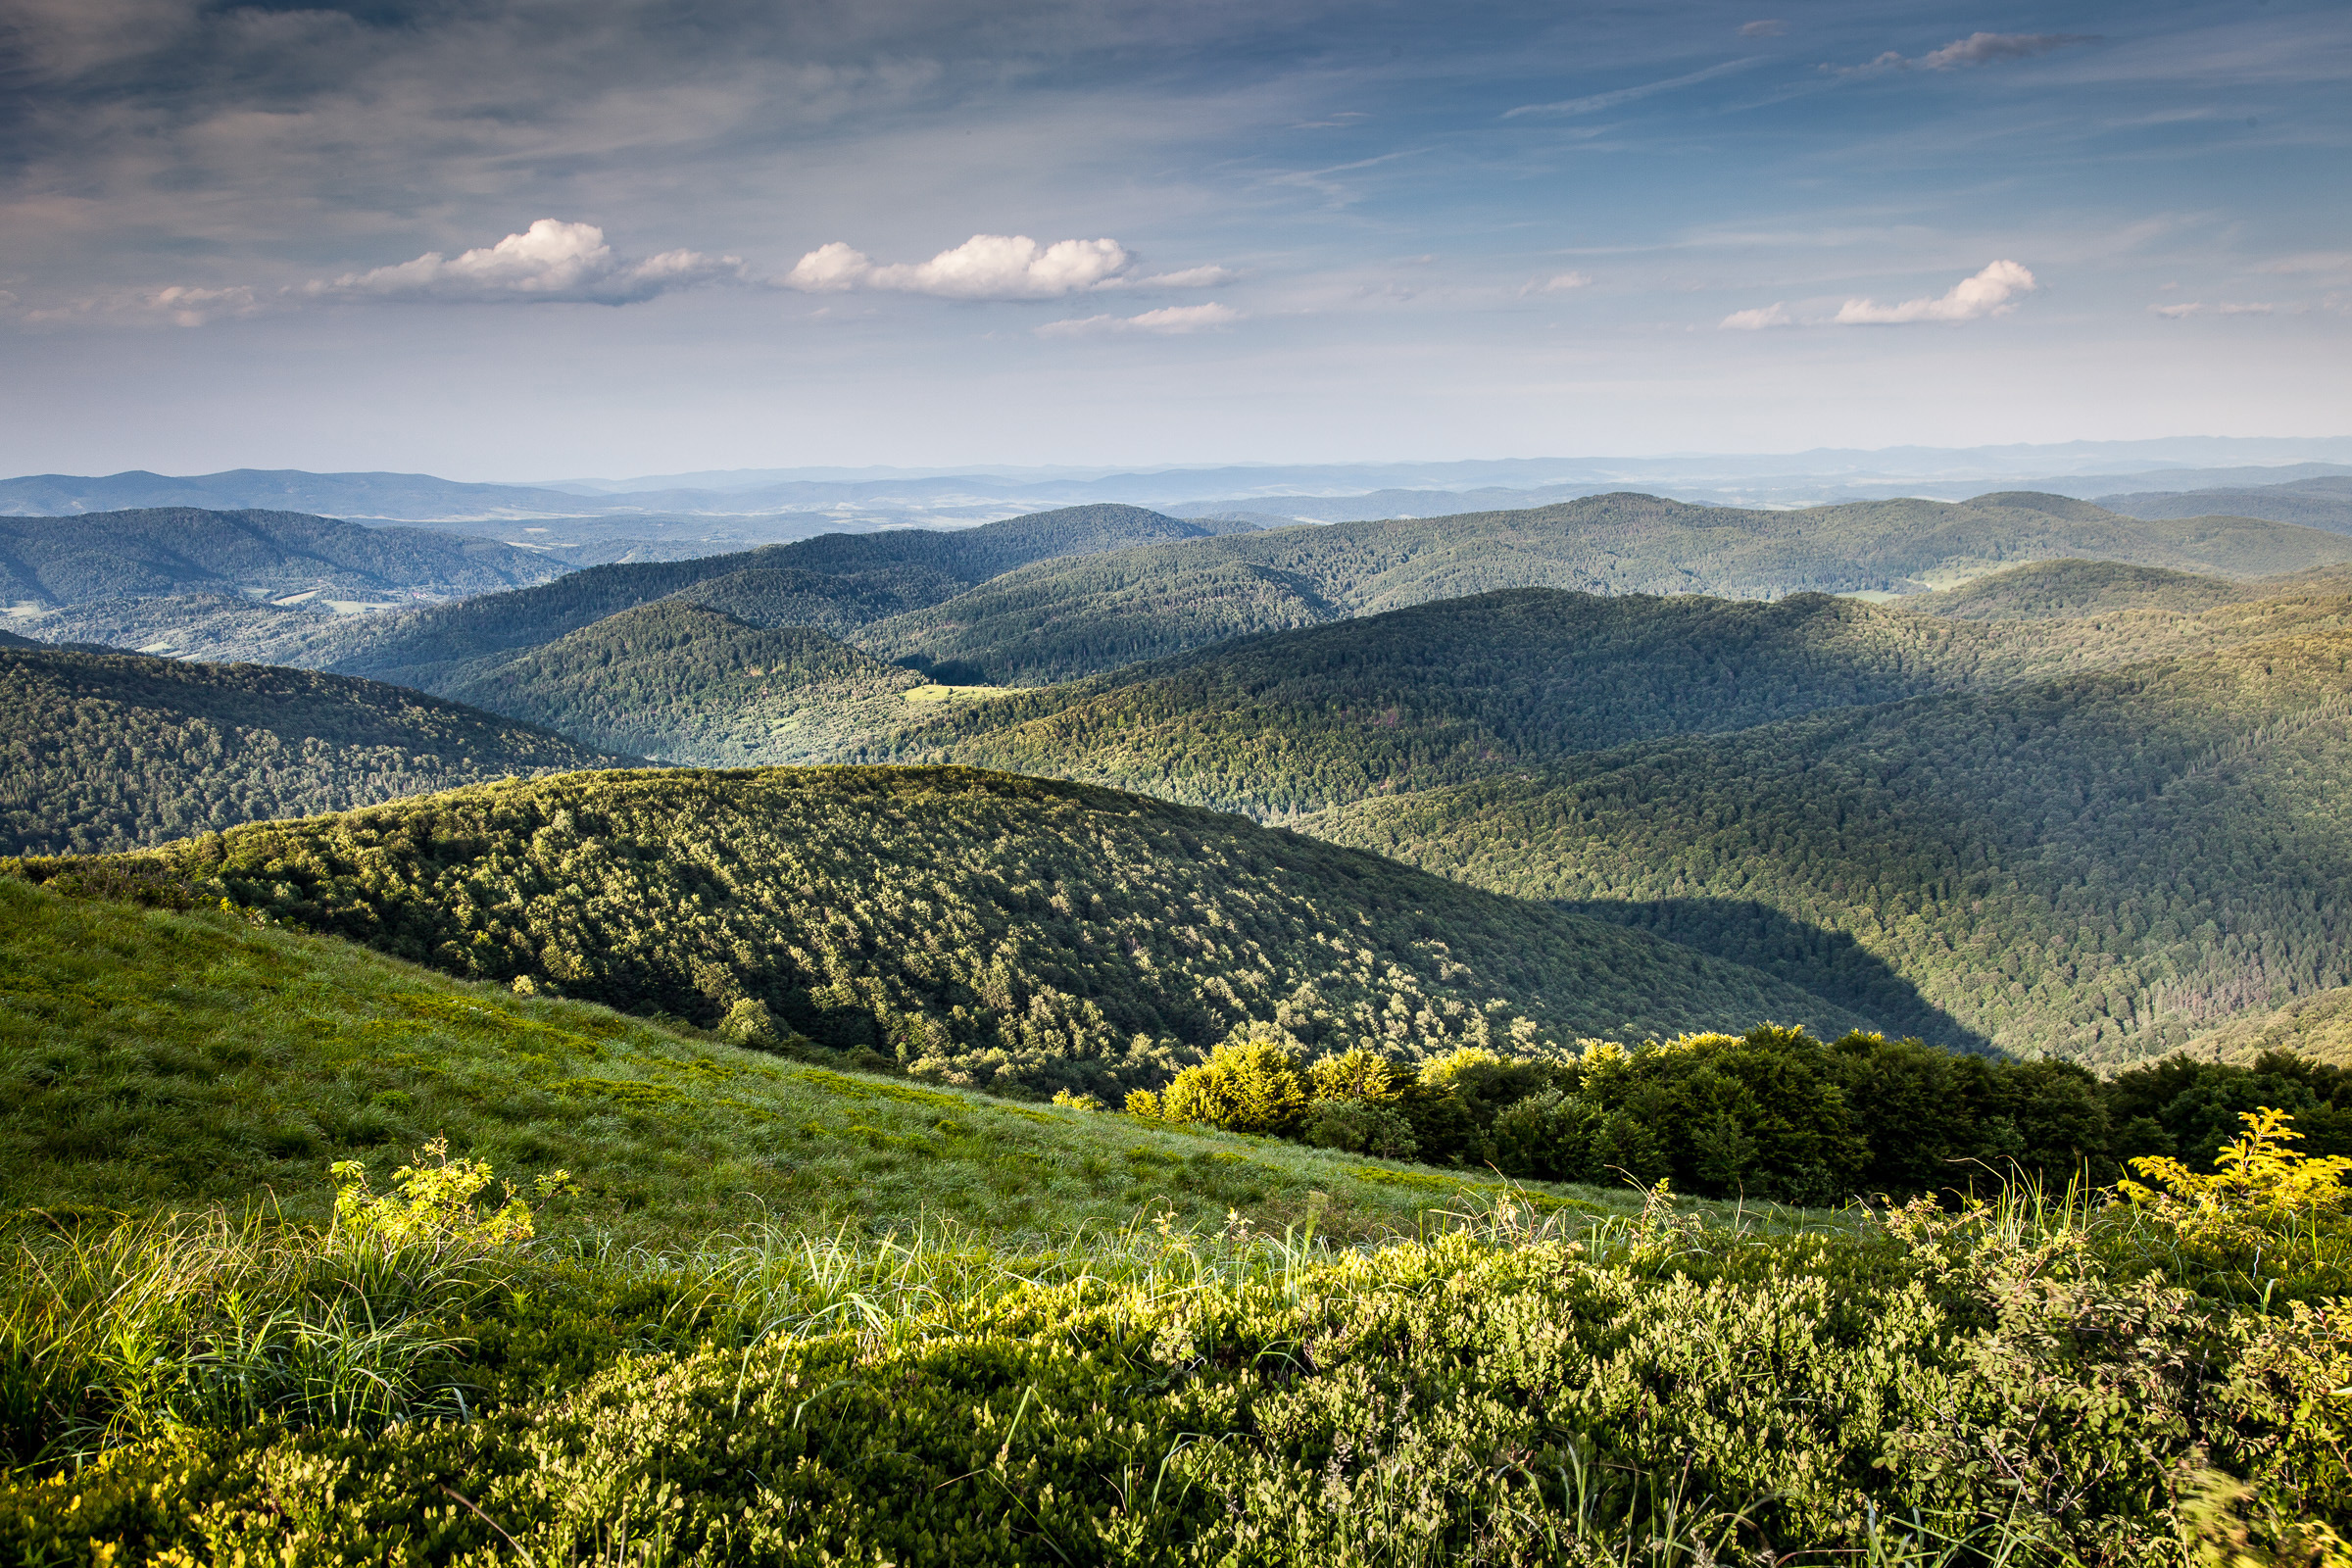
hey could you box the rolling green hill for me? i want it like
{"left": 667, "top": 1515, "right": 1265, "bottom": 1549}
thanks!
{"left": 858, "top": 491, "right": 2352, "bottom": 685}
{"left": 326, "top": 504, "right": 1223, "bottom": 693}
{"left": 1903, "top": 558, "right": 2261, "bottom": 620}
{"left": 5, "top": 766, "right": 1871, "bottom": 1103}
{"left": 2182, "top": 985, "right": 2352, "bottom": 1068}
{"left": 0, "top": 508, "right": 564, "bottom": 606}
{"left": 1309, "top": 627, "right": 2352, "bottom": 1066}
{"left": 0, "top": 647, "right": 626, "bottom": 857}
{"left": 440, "top": 600, "right": 927, "bottom": 764}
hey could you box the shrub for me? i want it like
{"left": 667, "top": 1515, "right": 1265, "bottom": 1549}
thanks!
{"left": 1155, "top": 1032, "right": 1311, "bottom": 1135}
{"left": 1298, "top": 1098, "right": 1419, "bottom": 1159}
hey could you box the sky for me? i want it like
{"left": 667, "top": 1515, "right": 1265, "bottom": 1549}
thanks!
{"left": 1, "top": 0, "right": 2347, "bottom": 479}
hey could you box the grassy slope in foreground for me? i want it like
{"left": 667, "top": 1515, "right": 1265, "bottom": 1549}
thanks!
{"left": 0, "top": 876, "right": 1630, "bottom": 1246}
{"left": 1310, "top": 627, "right": 2352, "bottom": 1068}
{"left": 858, "top": 490, "right": 2352, "bottom": 684}
{"left": 441, "top": 599, "right": 926, "bottom": 765}
{"left": 0, "top": 646, "right": 628, "bottom": 857}
{"left": 6, "top": 766, "right": 1865, "bottom": 1102}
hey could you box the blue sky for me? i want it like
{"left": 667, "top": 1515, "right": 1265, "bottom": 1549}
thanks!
{"left": 2, "top": 0, "right": 2345, "bottom": 477}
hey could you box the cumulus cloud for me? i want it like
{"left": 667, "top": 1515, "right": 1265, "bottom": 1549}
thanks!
{"left": 1534, "top": 270, "right": 1593, "bottom": 293}
{"left": 1835, "top": 260, "right": 2035, "bottom": 324}
{"left": 1036, "top": 302, "right": 1239, "bottom": 337}
{"left": 1720, "top": 302, "right": 1790, "bottom": 329}
{"left": 20, "top": 282, "right": 259, "bottom": 327}
{"left": 2151, "top": 301, "right": 2275, "bottom": 318}
{"left": 312, "top": 220, "right": 743, "bottom": 306}
{"left": 784, "top": 233, "right": 1133, "bottom": 300}
{"left": 1833, "top": 32, "right": 2096, "bottom": 74}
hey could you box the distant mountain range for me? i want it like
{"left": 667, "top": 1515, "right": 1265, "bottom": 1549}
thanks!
{"left": 8, "top": 438, "right": 2350, "bottom": 528}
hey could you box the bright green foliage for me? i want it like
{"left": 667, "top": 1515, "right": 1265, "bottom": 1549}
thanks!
{"left": 0, "top": 647, "right": 622, "bottom": 856}
{"left": 5, "top": 765, "right": 1860, "bottom": 1102}
{"left": 440, "top": 600, "right": 927, "bottom": 764}
{"left": 1151, "top": 1031, "right": 1311, "bottom": 1135}
{"left": 1319, "top": 626, "right": 2352, "bottom": 1066}
{"left": 6, "top": 1187, "right": 2348, "bottom": 1567}
{"left": 328, "top": 1136, "right": 565, "bottom": 1252}
{"left": 2120, "top": 1107, "right": 2352, "bottom": 1296}
{"left": 1309, "top": 1046, "right": 1407, "bottom": 1103}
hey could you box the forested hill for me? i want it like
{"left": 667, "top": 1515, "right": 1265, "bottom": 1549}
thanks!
{"left": 1309, "top": 626, "right": 2352, "bottom": 1066}
{"left": 6, "top": 767, "right": 1870, "bottom": 1102}
{"left": 442, "top": 600, "right": 927, "bottom": 765}
{"left": 0, "top": 508, "right": 565, "bottom": 606}
{"left": 859, "top": 491, "right": 2352, "bottom": 685}
{"left": 0, "top": 646, "right": 627, "bottom": 856}
{"left": 887, "top": 571, "right": 2352, "bottom": 820}
{"left": 1906, "top": 559, "right": 2264, "bottom": 620}
{"left": 326, "top": 504, "right": 1220, "bottom": 693}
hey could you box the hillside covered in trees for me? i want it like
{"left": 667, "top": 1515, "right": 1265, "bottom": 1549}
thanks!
{"left": 0, "top": 508, "right": 564, "bottom": 606}
{"left": 5, "top": 766, "right": 1873, "bottom": 1103}
{"left": 443, "top": 601, "right": 928, "bottom": 764}
{"left": 324, "top": 504, "right": 1232, "bottom": 693}
{"left": 856, "top": 491, "right": 2352, "bottom": 684}
{"left": 889, "top": 566, "right": 2352, "bottom": 819}
{"left": 0, "top": 647, "right": 625, "bottom": 855}
{"left": 1310, "top": 625, "right": 2352, "bottom": 1066}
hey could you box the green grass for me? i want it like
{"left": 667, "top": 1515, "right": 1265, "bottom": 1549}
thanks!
{"left": 0, "top": 877, "right": 1646, "bottom": 1249}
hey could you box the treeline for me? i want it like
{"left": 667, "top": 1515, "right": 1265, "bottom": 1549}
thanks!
{"left": 0, "top": 647, "right": 621, "bottom": 856}
{"left": 2, "top": 767, "right": 1866, "bottom": 1103}
{"left": 1124, "top": 1022, "right": 2352, "bottom": 1203}
{"left": 1318, "top": 626, "right": 2352, "bottom": 1068}
{"left": 442, "top": 601, "right": 924, "bottom": 765}
{"left": 857, "top": 491, "right": 2352, "bottom": 685}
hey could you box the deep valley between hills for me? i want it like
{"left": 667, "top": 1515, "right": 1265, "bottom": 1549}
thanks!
{"left": 4, "top": 489, "right": 2350, "bottom": 1563}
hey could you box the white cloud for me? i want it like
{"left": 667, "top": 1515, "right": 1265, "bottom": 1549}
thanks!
{"left": 1835, "top": 260, "right": 2035, "bottom": 324}
{"left": 2150, "top": 301, "right": 2275, "bottom": 318}
{"left": 1504, "top": 59, "right": 1763, "bottom": 119}
{"left": 21, "top": 282, "right": 258, "bottom": 327}
{"left": 1535, "top": 270, "right": 1593, "bottom": 293}
{"left": 783, "top": 233, "right": 1133, "bottom": 300}
{"left": 1137, "top": 265, "right": 1238, "bottom": 288}
{"left": 1830, "top": 32, "right": 2095, "bottom": 75}
{"left": 1719, "top": 302, "right": 1789, "bottom": 329}
{"left": 313, "top": 220, "right": 743, "bottom": 305}
{"left": 1037, "top": 302, "right": 1239, "bottom": 337}
{"left": 1740, "top": 20, "right": 1788, "bottom": 37}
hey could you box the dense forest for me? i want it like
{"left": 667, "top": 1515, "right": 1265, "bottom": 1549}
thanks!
{"left": 890, "top": 569, "right": 2352, "bottom": 819}
{"left": 858, "top": 491, "right": 2352, "bottom": 684}
{"left": 4, "top": 766, "right": 1869, "bottom": 1102}
{"left": 444, "top": 601, "right": 927, "bottom": 764}
{"left": 324, "top": 504, "right": 1221, "bottom": 693}
{"left": 0, "top": 647, "right": 623, "bottom": 856}
{"left": 1313, "top": 626, "right": 2352, "bottom": 1067}
{"left": 0, "top": 508, "right": 564, "bottom": 605}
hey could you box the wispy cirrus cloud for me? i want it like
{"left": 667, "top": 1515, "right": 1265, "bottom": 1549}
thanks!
{"left": 783, "top": 233, "right": 1132, "bottom": 300}
{"left": 1832, "top": 32, "right": 2098, "bottom": 75}
{"left": 311, "top": 220, "right": 745, "bottom": 306}
{"left": 1037, "top": 303, "right": 1239, "bottom": 337}
{"left": 1503, "top": 58, "right": 1764, "bottom": 119}
{"left": 2151, "top": 301, "right": 2275, "bottom": 318}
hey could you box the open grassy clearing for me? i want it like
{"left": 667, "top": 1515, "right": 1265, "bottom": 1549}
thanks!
{"left": 0, "top": 877, "right": 1680, "bottom": 1249}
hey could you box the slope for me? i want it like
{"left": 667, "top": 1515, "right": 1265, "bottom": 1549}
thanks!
{"left": 5, "top": 767, "right": 1869, "bottom": 1104}
{"left": 442, "top": 600, "right": 927, "bottom": 764}
{"left": 0, "top": 508, "right": 564, "bottom": 606}
{"left": 2098, "top": 476, "right": 2352, "bottom": 535}
{"left": 1903, "top": 559, "right": 2260, "bottom": 620}
{"left": 1309, "top": 627, "right": 2352, "bottom": 1066}
{"left": 326, "top": 504, "right": 1223, "bottom": 693}
{"left": 859, "top": 491, "right": 2352, "bottom": 685}
{"left": 889, "top": 570, "right": 2352, "bottom": 822}
{"left": 0, "top": 646, "right": 627, "bottom": 856}
{"left": 0, "top": 876, "right": 1614, "bottom": 1245}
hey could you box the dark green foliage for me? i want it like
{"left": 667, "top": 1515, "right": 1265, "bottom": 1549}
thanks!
{"left": 1907, "top": 558, "right": 2264, "bottom": 620}
{"left": 2103, "top": 1049, "right": 2352, "bottom": 1168}
{"left": 861, "top": 490, "right": 2352, "bottom": 685}
{"left": 441, "top": 600, "right": 925, "bottom": 764}
{"left": 0, "top": 647, "right": 626, "bottom": 856}
{"left": 328, "top": 504, "right": 1218, "bottom": 693}
{"left": 0, "top": 508, "right": 563, "bottom": 605}
{"left": 5, "top": 766, "right": 1864, "bottom": 1103}
{"left": 1317, "top": 627, "right": 2352, "bottom": 1067}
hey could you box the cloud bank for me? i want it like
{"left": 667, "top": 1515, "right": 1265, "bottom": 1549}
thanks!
{"left": 313, "top": 220, "right": 743, "bottom": 306}
{"left": 785, "top": 234, "right": 1132, "bottom": 300}
{"left": 1836, "top": 261, "right": 2036, "bottom": 324}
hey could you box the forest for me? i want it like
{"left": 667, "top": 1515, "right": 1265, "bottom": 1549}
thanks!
{"left": 0, "top": 646, "right": 621, "bottom": 856}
